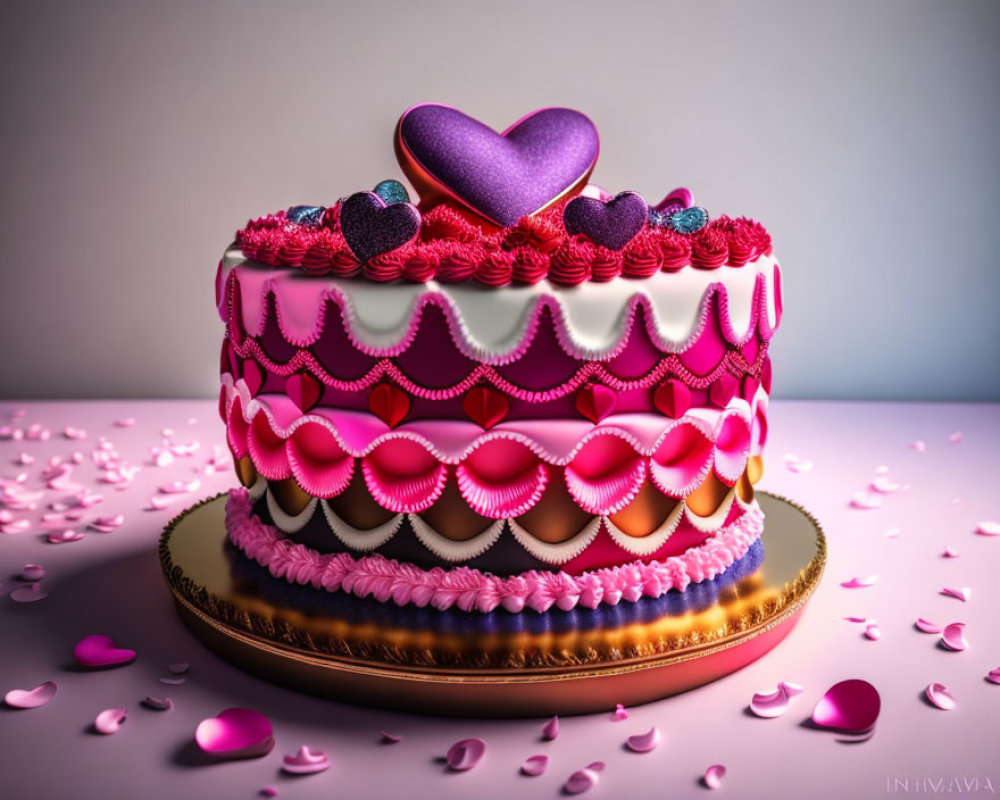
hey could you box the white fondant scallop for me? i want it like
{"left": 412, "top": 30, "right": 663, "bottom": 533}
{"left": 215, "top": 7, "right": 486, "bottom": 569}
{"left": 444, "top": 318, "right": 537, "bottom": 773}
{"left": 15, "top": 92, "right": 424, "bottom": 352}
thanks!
{"left": 319, "top": 501, "right": 404, "bottom": 552}
{"left": 264, "top": 489, "right": 317, "bottom": 534}
{"left": 604, "top": 500, "right": 686, "bottom": 557}
{"left": 684, "top": 488, "right": 737, "bottom": 534}
{"left": 507, "top": 516, "right": 603, "bottom": 565}
{"left": 408, "top": 515, "right": 506, "bottom": 563}
{"left": 246, "top": 474, "right": 267, "bottom": 502}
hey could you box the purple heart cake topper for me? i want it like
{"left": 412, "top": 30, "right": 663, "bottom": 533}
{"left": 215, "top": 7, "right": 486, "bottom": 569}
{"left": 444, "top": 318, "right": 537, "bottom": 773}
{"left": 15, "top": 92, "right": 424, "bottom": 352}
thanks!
{"left": 396, "top": 103, "right": 599, "bottom": 227}
{"left": 563, "top": 191, "right": 648, "bottom": 251}
{"left": 340, "top": 191, "right": 421, "bottom": 264}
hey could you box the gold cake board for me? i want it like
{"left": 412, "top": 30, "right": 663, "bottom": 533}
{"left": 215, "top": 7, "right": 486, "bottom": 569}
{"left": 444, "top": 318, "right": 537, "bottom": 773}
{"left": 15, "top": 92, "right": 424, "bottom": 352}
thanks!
{"left": 159, "top": 492, "right": 824, "bottom": 717}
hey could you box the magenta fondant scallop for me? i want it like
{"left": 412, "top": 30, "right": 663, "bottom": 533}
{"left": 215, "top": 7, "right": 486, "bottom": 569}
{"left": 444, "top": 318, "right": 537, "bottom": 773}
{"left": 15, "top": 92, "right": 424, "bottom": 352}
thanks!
{"left": 648, "top": 424, "right": 714, "bottom": 497}
{"left": 456, "top": 440, "right": 548, "bottom": 519}
{"left": 713, "top": 415, "right": 751, "bottom": 483}
{"left": 565, "top": 436, "right": 647, "bottom": 515}
{"left": 286, "top": 423, "right": 355, "bottom": 498}
{"left": 247, "top": 413, "right": 292, "bottom": 481}
{"left": 361, "top": 439, "right": 448, "bottom": 513}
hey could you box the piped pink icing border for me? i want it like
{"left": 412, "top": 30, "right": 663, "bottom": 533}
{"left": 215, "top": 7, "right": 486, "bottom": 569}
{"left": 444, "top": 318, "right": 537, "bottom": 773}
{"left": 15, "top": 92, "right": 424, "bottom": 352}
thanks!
{"left": 225, "top": 488, "right": 764, "bottom": 614}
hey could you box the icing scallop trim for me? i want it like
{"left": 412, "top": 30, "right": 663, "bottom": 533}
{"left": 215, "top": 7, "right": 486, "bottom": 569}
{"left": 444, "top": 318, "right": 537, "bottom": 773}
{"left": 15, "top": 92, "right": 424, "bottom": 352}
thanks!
{"left": 218, "top": 255, "right": 780, "bottom": 361}
{"left": 226, "top": 488, "right": 763, "bottom": 613}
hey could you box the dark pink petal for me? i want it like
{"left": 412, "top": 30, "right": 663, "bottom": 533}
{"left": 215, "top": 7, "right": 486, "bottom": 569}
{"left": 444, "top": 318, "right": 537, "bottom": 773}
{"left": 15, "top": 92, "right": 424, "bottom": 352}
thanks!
{"left": 611, "top": 703, "right": 629, "bottom": 721}
{"left": 915, "top": 618, "right": 941, "bottom": 634}
{"left": 260, "top": 788, "right": 277, "bottom": 798}
{"left": 195, "top": 708, "right": 275, "bottom": 759}
{"left": 704, "top": 764, "right": 727, "bottom": 790}
{"left": 4, "top": 681, "right": 57, "bottom": 709}
{"left": 10, "top": 583, "right": 48, "bottom": 603}
{"left": 941, "top": 587, "right": 971, "bottom": 602}
{"left": 975, "top": 521, "right": 1000, "bottom": 537}
{"left": 95, "top": 707, "right": 127, "bottom": 735}
{"left": 941, "top": 623, "right": 968, "bottom": 651}
{"left": 446, "top": 738, "right": 486, "bottom": 771}
{"left": 282, "top": 746, "right": 330, "bottom": 775}
{"left": 864, "top": 623, "right": 881, "bottom": 641}
{"left": 942, "top": 547, "right": 960, "bottom": 558}
{"left": 113, "top": 418, "right": 136, "bottom": 428}
{"left": 626, "top": 726, "right": 661, "bottom": 753}
{"left": 542, "top": 715, "right": 559, "bottom": 740}
{"left": 840, "top": 575, "right": 878, "bottom": 589}
{"left": 811, "top": 679, "right": 881, "bottom": 733}
{"left": 14, "top": 452, "right": 34, "bottom": 465}
{"left": 380, "top": 731, "right": 401, "bottom": 744}
{"left": 142, "top": 696, "right": 173, "bottom": 711}
{"left": 565, "top": 767, "right": 601, "bottom": 795}
{"left": 521, "top": 754, "right": 549, "bottom": 776}
{"left": 843, "top": 616, "right": 868, "bottom": 623}
{"left": 986, "top": 667, "right": 1000, "bottom": 685}
{"left": 924, "top": 683, "right": 955, "bottom": 710}
{"left": 73, "top": 634, "right": 136, "bottom": 668}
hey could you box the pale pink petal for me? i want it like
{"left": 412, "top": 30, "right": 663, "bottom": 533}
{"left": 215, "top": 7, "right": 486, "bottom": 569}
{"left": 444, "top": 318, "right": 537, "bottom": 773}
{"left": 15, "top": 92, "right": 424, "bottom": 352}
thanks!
{"left": 95, "top": 707, "right": 128, "bottom": 735}
{"left": 703, "top": 764, "right": 727, "bottom": 790}
{"left": 883, "top": 528, "right": 901, "bottom": 539}
{"left": 910, "top": 440, "right": 926, "bottom": 452}
{"left": 587, "top": 762, "right": 606, "bottom": 772}
{"left": 986, "top": 667, "right": 1000, "bottom": 685}
{"left": 521, "top": 754, "right": 549, "bottom": 776}
{"left": 142, "top": 696, "right": 173, "bottom": 711}
{"left": 73, "top": 634, "right": 136, "bottom": 668}
{"left": 282, "top": 745, "right": 330, "bottom": 775}
{"left": 113, "top": 418, "right": 136, "bottom": 428}
{"left": 1, "top": 519, "right": 31, "bottom": 535}
{"left": 850, "top": 492, "right": 882, "bottom": 510}
{"left": 625, "top": 726, "right": 661, "bottom": 753}
{"left": 565, "top": 767, "right": 600, "bottom": 795}
{"left": 924, "top": 683, "right": 956, "bottom": 710}
{"left": 446, "top": 738, "right": 486, "bottom": 771}
{"left": 10, "top": 583, "right": 48, "bottom": 603}
{"left": 611, "top": 703, "right": 629, "bottom": 721}
{"left": 4, "top": 681, "right": 57, "bottom": 709}
{"left": 158, "top": 479, "right": 201, "bottom": 494}
{"left": 380, "top": 731, "right": 401, "bottom": 744}
{"left": 870, "top": 476, "right": 901, "bottom": 493}
{"left": 90, "top": 514, "right": 125, "bottom": 533}
{"left": 46, "top": 529, "right": 84, "bottom": 544}
{"left": 195, "top": 707, "right": 275, "bottom": 759}
{"left": 14, "top": 452, "right": 34, "bottom": 465}
{"left": 811, "top": 679, "right": 881, "bottom": 732}
{"left": 63, "top": 427, "right": 87, "bottom": 440}
{"left": 0, "top": 510, "right": 12, "bottom": 523}
{"left": 787, "top": 459, "right": 813, "bottom": 473}
{"left": 975, "top": 521, "right": 1000, "bottom": 537}
{"left": 160, "top": 676, "right": 186, "bottom": 685}
{"left": 840, "top": 575, "right": 878, "bottom": 589}
{"left": 864, "top": 623, "right": 881, "bottom": 641}
{"left": 940, "top": 623, "right": 968, "bottom": 651}
{"left": 542, "top": 715, "right": 559, "bottom": 740}
{"left": 20, "top": 564, "right": 45, "bottom": 581}
{"left": 750, "top": 682, "right": 802, "bottom": 718}
{"left": 942, "top": 547, "right": 960, "bottom": 558}
{"left": 948, "top": 431, "right": 963, "bottom": 444}
{"left": 941, "top": 587, "right": 971, "bottom": 602}
{"left": 780, "top": 681, "right": 804, "bottom": 696}
{"left": 915, "top": 618, "right": 941, "bottom": 634}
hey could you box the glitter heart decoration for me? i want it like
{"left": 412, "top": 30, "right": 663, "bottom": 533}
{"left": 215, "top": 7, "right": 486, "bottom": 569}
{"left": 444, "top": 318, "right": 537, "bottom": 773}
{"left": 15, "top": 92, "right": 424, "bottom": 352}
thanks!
{"left": 397, "top": 103, "right": 599, "bottom": 227}
{"left": 339, "top": 191, "right": 421, "bottom": 264}
{"left": 563, "top": 191, "right": 648, "bottom": 251}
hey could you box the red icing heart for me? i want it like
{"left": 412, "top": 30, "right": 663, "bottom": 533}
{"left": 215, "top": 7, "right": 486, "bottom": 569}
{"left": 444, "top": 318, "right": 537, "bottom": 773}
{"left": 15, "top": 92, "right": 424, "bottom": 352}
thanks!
{"left": 575, "top": 383, "right": 617, "bottom": 423}
{"left": 653, "top": 379, "right": 691, "bottom": 419}
{"left": 709, "top": 373, "right": 740, "bottom": 408}
{"left": 242, "top": 360, "right": 264, "bottom": 397}
{"left": 368, "top": 384, "right": 410, "bottom": 428}
{"left": 463, "top": 387, "right": 509, "bottom": 430}
{"left": 286, "top": 373, "right": 322, "bottom": 412}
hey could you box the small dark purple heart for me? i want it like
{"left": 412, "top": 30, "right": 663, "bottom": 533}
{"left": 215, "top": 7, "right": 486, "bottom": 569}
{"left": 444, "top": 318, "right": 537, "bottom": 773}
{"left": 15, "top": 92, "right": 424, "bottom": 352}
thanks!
{"left": 563, "top": 191, "right": 648, "bottom": 251}
{"left": 340, "top": 192, "right": 421, "bottom": 264}
{"left": 397, "top": 104, "right": 599, "bottom": 227}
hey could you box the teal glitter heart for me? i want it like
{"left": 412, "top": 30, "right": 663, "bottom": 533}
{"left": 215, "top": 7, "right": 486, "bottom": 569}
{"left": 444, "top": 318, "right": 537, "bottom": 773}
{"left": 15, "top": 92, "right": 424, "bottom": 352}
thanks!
{"left": 373, "top": 180, "right": 410, "bottom": 206}
{"left": 286, "top": 205, "right": 325, "bottom": 226}
{"left": 667, "top": 206, "right": 709, "bottom": 234}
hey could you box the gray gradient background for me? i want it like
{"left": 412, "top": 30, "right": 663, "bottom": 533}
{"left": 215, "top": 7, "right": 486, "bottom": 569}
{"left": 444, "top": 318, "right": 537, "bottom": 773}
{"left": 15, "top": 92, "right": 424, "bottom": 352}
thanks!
{"left": 1, "top": 0, "right": 998, "bottom": 401}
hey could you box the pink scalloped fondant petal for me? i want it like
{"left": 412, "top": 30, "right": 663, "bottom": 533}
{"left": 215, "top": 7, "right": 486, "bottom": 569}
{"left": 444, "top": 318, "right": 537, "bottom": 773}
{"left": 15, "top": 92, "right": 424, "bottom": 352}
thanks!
{"left": 704, "top": 764, "right": 727, "bottom": 790}
{"left": 226, "top": 396, "right": 250, "bottom": 458}
{"left": 811, "top": 680, "right": 881, "bottom": 733}
{"left": 649, "top": 423, "right": 714, "bottom": 497}
{"left": 521, "top": 754, "right": 549, "bottom": 776}
{"left": 4, "top": 681, "right": 57, "bottom": 709}
{"left": 361, "top": 440, "right": 447, "bottom": 513}
{"left": 247, "top": 414, "right": 292, "bottom": 481}
{"left": 195, "top": 708, "right": 275, "bottom": 759}
{"left": 456, "top": 440, "right": 547, "bottom": 519}
{"left": 445, "top": 738, "right": 486, "bottom": 771}
{"left": 286, "top": 422, "right": 354, "bottom": 498}
{"left": 924, "top": 683, "right": 956, "bottom": 710}
{"left": 713, "top": 414, "right": 751, "bottom": 483}
{"left": 566, "top": 435, "right": 647, "bottom": 515}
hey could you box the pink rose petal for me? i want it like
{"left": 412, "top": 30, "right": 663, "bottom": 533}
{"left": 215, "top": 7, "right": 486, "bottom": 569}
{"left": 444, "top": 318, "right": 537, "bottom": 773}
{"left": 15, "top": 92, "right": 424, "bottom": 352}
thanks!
{"left": 840, "top": 575, "right": 878, "bottom": 589}
{"left": 948, "top": 430, "right": 962, "bottom": 443}
{"left": 10, "top": 583, "right": 48, "bottom": 603}
{"left": 282, "top": 745, "right": 330, "bottom": 775}
{"left": 19, "top": 564, "right": 45, "bottom": 581}
{"left": 142, "top": 696, "right": 174, "bottom": 711}
{"left": 380, "top": 731, "right": 401, "bottom": 744}
{"left": 587, "top": 762, "right": 606, "bottom": 772}
{"left": 749, "top": 681, "right": 802, "bottom": 718}
{"left": 158, "top": 479, "right": 201, "bottom": 494}
{"left": 168, "top": 662, "right": 190, "bottom": 674}
{"left": 942, "top": 547, "right": 960, "bottom": 558}
{"left": 941, "top": 587, "right": 971, "bottom": 602}
{"left": 4, "top": 680, "right": 57, "bottom": 709}
{"left": 870, "top": 476, "right": 901, "bottom": 493}
{"left": 703, "top": 764, "right": 727, "bottom": 790}
{"left": 90, "top": 514, "right": 125, "bottom": 533}
{"left": 811, "top": 679, "right": 881, "bottom": 733}
{"left": 14, "top": 452, "right": 34, "bottom": 465}
{"left": 915, "top": 618, "right": 941, "bottom": 634}
{"left": 883, "top": 528, "right": 901, "bottom": 539}
{"left": 542, "top": 715, "right": 559, "bottom": 740}
{"left": 924, "top": 683, "right": 956, "bottom": 710}
{"left": 521, "top": 754, "right": 549, "bottom": 776}
{"left": 850, "top": 492, "right": 883, "bottom": 510}
{"left": 843, "top": 616, "right": 868, "bottom": 623}
{"left": 73, "top": 634, "right": 137, "bottom": 669}
{"left": 611, "top": 703, "right": 629, "bottom": 721}
{"left": 95, "top": 707, "right": 127, "bottom": 735}
{"left": 625, "top": 726, "right": 661, "bottom": 753}
{"left": 446, "top": 738, "right": 486, "bottom": 771}
{"left": 910, "top": 440, "right": 926, "bottom": 452}
{"left": 986, "top": 667, "right": 1000, "bottom": 685}
{"left": 975, "top": 521, "right": 1000, "bottom": 537}
{"left": 864, "top": 623, "right": 881, "bottom": 641}
{"left": 1, "top": 519, "right": 31, "bottom": 535}
{"left": 195, "top": 708, "right": 275, "bottom": 759}
{"left": 940, "top": 622, "right": 968, "bottom": 651}
{"left": 46, "top": 529, "right": 84, "bottom": 544}
{"left": 565, "top": 767, "right": 601, "bottom": 795}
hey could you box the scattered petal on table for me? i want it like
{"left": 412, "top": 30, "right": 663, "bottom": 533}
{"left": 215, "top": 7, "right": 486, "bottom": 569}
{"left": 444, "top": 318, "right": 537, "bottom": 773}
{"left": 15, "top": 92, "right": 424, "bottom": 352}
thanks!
{"left": 948, "top": 430, "right": 962, "bottom": 443}
{"left": 864, "top": 623, "right": 881, "bottom": 641}
{"left": 843, "top": 616, "right": 868, "bottom": 624}
{"left": 521, "top": 754, "right": 549, "bottom": 776}
{"left": 811, "top": 679, "right": 881, "bottom": 733}
{"left": 380, "top": 731, "right": 401, "bottom": 744}
{"left": 260, "top": 788, "right": 278, "bottom": 798}
{"left": 159, "top": 675, "right": 186, "bottom": 685}
{"left": 986, "top": 667, "right": 1000, "bottom": 685}
{"left": 975, "top": 521, "right": 1000, "bottom": 537}
{"left": 1, "top": 519, "right": 31, "bottom": 535}
{"left": 849, "top": 492, "right": 883, "bottom": 510}
{"left": 914, "top": 618, "right": 941, "bottom": 634}
{"left": 195, "top": 708, "right": 275, "bottom": 759}
{"left": 940, "top": 587, "right": 971, "bottom": 602}
{"left": 883, "top": 528, "right": 901, "bottom": 539}
{"left": 750, "top": 682, "right": 802, "bottom": 718}
{"left": 625, "top": 726, "right": 661, "bottom": 753}
{"left": 940, "top": 623, "right": 968, "bottom": 651}
{"left": 73, "top": 634, "right": 136, "bottom": 668}
{"left": 63, "top": 427, "right": 87, "bottom": 440}
{"left": 282, "top": 746, "right": 330, "bottom": 775}
{"left": 90, "top": 514, "right": 125, "bottom": 533}
{"left": 167, "top": 662, "right": 190, "bottom": 675}
{"left": 158, "top": 479, "right": 201, "bottom": 494}
{"left": 10, "top": 583, "right": 48, "bottom": 603}
{"left": 14, "top": 452, "right": 34, "bottom": 465}
{"left": 611, "top": 703, "right": 629, "bottom": 721}
{"left": 565, "top": 767, "right": 601, "bottom": 795}
{"left": 942, "top": 547, "right": 960, "bottom": 558}
{"left": 113, "top": 418, "right": 136, "bottom": 428}
{"left": 142, "top": 696, "right": 174, "bottom": 711}
{"left": 542, "top": 715, "right": 559, "bottom": 740}
{"left": 924, "top": 683, "right": 956, "bottom": 710}
{"left": 446, "top": 738, "right": 486, "bottom": 771}
{"left": 870, "top": 476, "right": 901, "bottom": 493}
{"left": 910, "top": 440, "right": 926, "bottom": 452}
{"left": 703, "top": 764, "right": 727, "bottom": 790}
{"left": 4, "top": 681, "right": 57, "bottom": 709}
{"left": 94, "top": 707, "right": 127, "bottom": 735}
{"left": 840, "top": 575, "right": 878, "bottom": 589}
{"left": 46, "top": 529, "right": 84, "bottom": 544}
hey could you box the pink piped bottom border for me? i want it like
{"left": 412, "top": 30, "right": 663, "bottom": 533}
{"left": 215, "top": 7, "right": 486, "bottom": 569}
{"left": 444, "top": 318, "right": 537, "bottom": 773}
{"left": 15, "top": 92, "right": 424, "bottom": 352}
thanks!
{"left": 225, "top": 489, "right": 763, "bottom": 614}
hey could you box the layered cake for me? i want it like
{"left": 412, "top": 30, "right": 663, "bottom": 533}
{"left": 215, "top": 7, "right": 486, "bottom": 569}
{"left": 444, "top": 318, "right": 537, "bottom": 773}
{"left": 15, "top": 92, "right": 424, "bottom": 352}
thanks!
{"left": 215, "top": 103, "right": 781, "bottom": 668}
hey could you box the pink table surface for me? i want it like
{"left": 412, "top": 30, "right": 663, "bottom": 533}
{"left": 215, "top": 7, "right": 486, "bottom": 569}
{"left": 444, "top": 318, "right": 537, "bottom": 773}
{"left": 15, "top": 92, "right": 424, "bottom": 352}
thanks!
{"left": 1, "top": 399, "right": 998, "bottom": 800}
